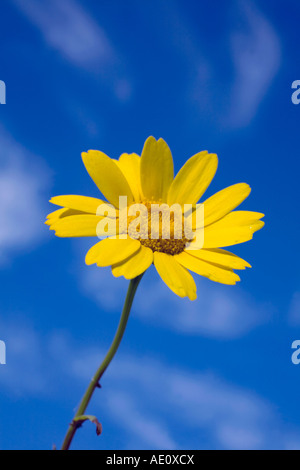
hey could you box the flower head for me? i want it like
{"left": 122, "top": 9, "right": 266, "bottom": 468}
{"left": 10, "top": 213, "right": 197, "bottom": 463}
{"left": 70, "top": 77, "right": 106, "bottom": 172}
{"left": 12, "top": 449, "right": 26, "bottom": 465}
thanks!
{"left": 46, "top": 136, "right": 264, "bottom": 300}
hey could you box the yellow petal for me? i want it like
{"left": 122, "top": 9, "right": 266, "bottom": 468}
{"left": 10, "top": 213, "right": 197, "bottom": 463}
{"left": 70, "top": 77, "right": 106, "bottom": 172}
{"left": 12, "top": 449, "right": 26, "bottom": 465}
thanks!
{"left": 175, "top": 251, "right": 240, "bottom": 285}
{"left": 82, "top": 150, "right": 134, "bottom": 208}
{"left": 45, "top": 208, "right": 88, "bottom": 226}
{"left": 215, "top": 211, "right": 265, "bottom": 226}
{"left": 167, "top": 151, "right": 218, "bottom": 205}
{"left": 85, "top": 237, "right": 141, "bottom": 267}
{"left": 200, "top": 211, "right": 265, "bottom": 248}
{"left": 46, "top": 208, "right": 69, "bottom": 220}
{"left": 46, "top": 208, "right": 70, "bottom": 225}
{"left": 140, "top": 136, "right": 174, "bottom": 202}
{"left": 153, "top": 252, "right": 197, "bottom": 300}
{"left": 49, "top": 215, "right": 102, "bottom": 237}
{"left": 116, "top": 153, "right": 143, "bottom": 202}
{"left": 46, "top": 208, "right": 84, "bottom": 220}
{"left": 185, "top": 248, "right": 251, "bottom": 270}
{"left": 203, "top": 183, "right": 251, "bottom": 226}
{"left": 49, "top": 195, "right": 106, "bottom": 214}
{"left": 112, "top": 245, "right": 153, "bottom": 279}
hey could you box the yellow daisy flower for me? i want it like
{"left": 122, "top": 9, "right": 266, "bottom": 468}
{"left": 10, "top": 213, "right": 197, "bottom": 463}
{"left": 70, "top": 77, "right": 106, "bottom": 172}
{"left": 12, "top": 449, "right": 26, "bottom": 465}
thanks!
{"left": 46, "top": 136, "right": 264, "bottom": 300}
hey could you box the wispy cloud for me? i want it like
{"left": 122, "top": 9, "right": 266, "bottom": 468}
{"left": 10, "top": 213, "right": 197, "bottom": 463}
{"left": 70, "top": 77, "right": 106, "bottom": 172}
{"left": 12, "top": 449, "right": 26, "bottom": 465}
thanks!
{"left": 136, "top": 272, "right": 273, "bottom": 338}
{"left": 0, "top": 321, "right": 298, "bottom": 449}
{"left": 106, "top": 391, "right": 177, "bottom": 450}
{"left": 0, "top": 318, "right": 47, "bottom": 394}
{"left": 80, "top": 264, "right": 128, "bottom": 311}
{"left": 44, "top": 342, "right": 300, "bottom": 450}
{"left": 160, "top": 0, "right": 280, "bottom": 128}
{"left": 11, "top": 0, "right": 113, "bottom": 68}
{"left": 78, "top": 262, "right": 272, "bottom": 339}
{"left": 10, "top": 0, "right": 132, "bottom": 101}
{"left": 288, "top": 291, "right": 300, "bottom": 326}
{"left": 0, "top": 127, "right": 51, "bottom": 265}
{"left": 227, "top": 0, "right": 281, "bottom": 127}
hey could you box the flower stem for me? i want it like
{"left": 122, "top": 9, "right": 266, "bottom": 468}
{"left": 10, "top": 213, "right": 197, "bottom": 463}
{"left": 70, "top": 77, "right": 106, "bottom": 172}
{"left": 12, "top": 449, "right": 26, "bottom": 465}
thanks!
{"left": 61, "top": 273, "right": 144, "bottom": 450}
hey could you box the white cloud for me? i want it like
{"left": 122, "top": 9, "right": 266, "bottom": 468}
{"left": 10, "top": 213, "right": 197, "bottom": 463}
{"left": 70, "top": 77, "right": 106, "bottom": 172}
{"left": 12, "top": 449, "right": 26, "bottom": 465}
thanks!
{"left": 0, "top": 127, "right": 51, "bottom": 265}
{"left": 137, "top": 272, "right": 273, "bottom": 338}
{"left": 69, "top": 350, "right": 300, "bottom": 450}
{"left": 78, "top": 262, "right": 272, "bottom": 339}
{"left": 288, "top": 292, "right": 300, "bottom": 326}
{"left": 11, "top": 0, "right": 113, "bottom": 68}
{"left": 116, "top": 359, "right": 264, "bottom": 435}
{"left": 227, "top": 0, "right": 281, "bottom": 127}
{"left": 11, "top": 0, "right": 132, "bottom": 101}
{"left": 0, "top": 317, "right": 47, "bottom": 394}
{"left": 106, "top": 391, "right": 177, "bottom": 450}
{"left": 80, "top": 264, "right": 127, "bottom": 311}
{"left": 0, "top": 319, "right": 299, "bottom": 450}
{"left": 162, "top": 0, "right": 280, "bottom": 128}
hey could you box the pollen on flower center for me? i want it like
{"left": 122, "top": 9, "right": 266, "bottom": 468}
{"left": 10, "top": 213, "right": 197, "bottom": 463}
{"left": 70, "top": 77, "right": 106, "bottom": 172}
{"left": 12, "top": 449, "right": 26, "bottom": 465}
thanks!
{"left": 126, "top": 200, "right": 192, "bottom": 255}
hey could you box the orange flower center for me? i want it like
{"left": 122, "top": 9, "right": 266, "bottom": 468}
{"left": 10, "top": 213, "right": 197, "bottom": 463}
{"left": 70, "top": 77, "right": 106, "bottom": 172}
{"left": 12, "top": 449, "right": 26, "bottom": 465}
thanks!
{"left": 126, "top": 200, "right": 192, "bottom": 255}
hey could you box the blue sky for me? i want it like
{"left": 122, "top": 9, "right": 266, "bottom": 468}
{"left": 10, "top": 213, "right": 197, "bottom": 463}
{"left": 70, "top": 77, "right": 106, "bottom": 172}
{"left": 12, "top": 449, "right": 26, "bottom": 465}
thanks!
{"left": 0, "top": 0, "right": 300, "bottom": 450}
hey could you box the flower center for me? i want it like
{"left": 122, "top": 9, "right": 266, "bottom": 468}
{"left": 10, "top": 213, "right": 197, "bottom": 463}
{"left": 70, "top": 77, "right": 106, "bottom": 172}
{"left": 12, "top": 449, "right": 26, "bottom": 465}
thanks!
{"left": 127, "top": 200, "right": 192, "bottom": 255}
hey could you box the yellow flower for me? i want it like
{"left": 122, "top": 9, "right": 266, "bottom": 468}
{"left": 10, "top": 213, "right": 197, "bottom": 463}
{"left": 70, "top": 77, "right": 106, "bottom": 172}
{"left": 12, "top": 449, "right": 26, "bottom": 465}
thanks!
{"left": 46, "top": 136, "right": 264, "bottom": 300}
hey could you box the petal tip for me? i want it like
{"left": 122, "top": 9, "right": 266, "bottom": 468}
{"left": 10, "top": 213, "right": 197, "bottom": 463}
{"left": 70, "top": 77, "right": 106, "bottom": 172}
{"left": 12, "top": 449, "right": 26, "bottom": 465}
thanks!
{"left": 85, "top": 256, "right": 93, "bottom": 266}
{"left": 189, "top": 292, "right": 197, "bottom": 301}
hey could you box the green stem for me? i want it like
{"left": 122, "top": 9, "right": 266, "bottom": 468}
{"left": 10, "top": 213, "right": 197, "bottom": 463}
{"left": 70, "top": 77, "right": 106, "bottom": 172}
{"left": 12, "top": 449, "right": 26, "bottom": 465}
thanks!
{"left": 61, "top": 273, "right": 144, "bottom": 450}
